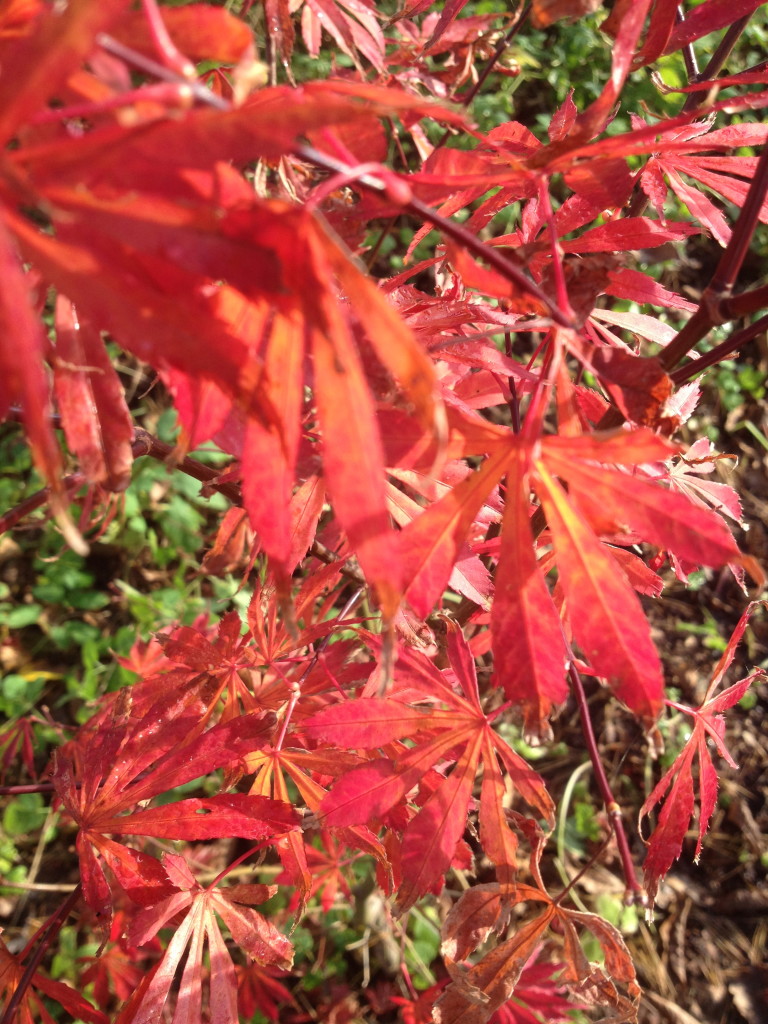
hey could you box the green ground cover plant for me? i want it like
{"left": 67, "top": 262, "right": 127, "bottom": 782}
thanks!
{"left": 1, "top": 2, "right": 767, "bottom": 1022}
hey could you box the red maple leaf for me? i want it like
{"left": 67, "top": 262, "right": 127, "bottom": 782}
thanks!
{"left": 434, "top": 823, "right": 640, "bottom": 1024}
{"left": 120, "top": 853, "right": 292, "bottom": 1024}
{"left": 235, "top": 961, "right": 295, "bottom": 1022}
{"left": 51, "top": 688, "right": 297, "bottom": 931}
{"left": 275, "top": 830, "right": 358, "bottom": 913}
{"left": 639, "top": 601, "right": 765, "bottom": 906}
{"left": 307, "top": 624, "right": 554, "bottom": 910}
{"left": 78, "top": 910, "right": 161, "bottom": 1012}
{"left": 386, "top": 953, "right": 576, "bottom": 1024}
{"left": 264, "top": 0, "right": 385, "bottom": 73}
{"left": 636, "top": 115, "right": 768, "bottom": 246}
{"left": 0, "top": 714, "right": 37, "bottom": 785}
{"left": 1, "top": 1, "right": 469, "bottom": 614}
{"left": 398, "top": 419, "right": 752, "bottom": 737}
{"left": 52, "top": 295, "right": 134, "bottom": 492}
{"left": 665, "top": 437, "right": 743, "bottom": 523}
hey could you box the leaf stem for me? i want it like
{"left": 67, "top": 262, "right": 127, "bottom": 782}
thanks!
{"left": 0, "top": 470, "right": 84, "bottom": 535}
{"left": 96, "top": 34, "right": 228, "bottom": 109}
{"left": 141, "top": 0, "right": 197, "bottom": 80}
{"left": 0, "top": 782, "right": 55, "bottom": 796}
{"left": 295, "top": 143, "right": 575, "bottom": 330}
{"left": 552, "top": 829, "right": 614, "bottom": 907}
{"left": 720, "top": 281, "right": 768, "bottom": 320}
{"left": 97, "top": 30, "right": 574, "bottom": 331}
{"left": 568, "top": 665, "right": 645, "bottom": 905}
{"left": 209, "top": 836, "right": 281, "bottom": 889}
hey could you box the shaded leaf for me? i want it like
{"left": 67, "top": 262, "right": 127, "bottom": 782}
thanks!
{"left": 640, "top": 603, "right": 765, "bottom": 905}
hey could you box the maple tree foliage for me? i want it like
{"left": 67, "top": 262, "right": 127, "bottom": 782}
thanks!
{"left": 0, "top": 1, "right": 767, "bottom": 1023}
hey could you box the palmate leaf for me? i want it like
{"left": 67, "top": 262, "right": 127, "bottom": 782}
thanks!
{"left": 536, "top": 461, "right": 664, "bottom": 726}
{"left": 389, "top": 954, "right": 576, "bottom": 1024}
{"left": 245, "top": 744, "right": 390, "bottom": 914}
{"left": 43, "top": 268, "right": 418, "bottom": 613}
{"left": 120, "top": 854, "right": 292, "bottom": 1024}
{"left": 78, "top": 910, "right": 159, "bottom": 1012}
{"left": 661, "top": 0, "right": 767, "bottom": 56}
{"left": 409, "top": 48, "right": 768, "bottom": 251}
{"left": 110, "top": 3, "right": 254, "bottom": 65}
{"left": 629, "top": 0, "right": 766, "bottom": 67}
{"left": 306, "top": 626, "right": 554, "bottom": 910}
{"left": 491, "top": 447, "right": 569, "bottom": 740}
{"left": 128, "top": 568, "right": 360, "bottom": 727}
{"left": 0, "top": 935, "right": 107, "bottom": 1024}
{"left": 399, "top": 423, "right": 751, "bottom": 734}
{"left": 235, "top": 960, "right": 295, "bottom": 1023}
{"left": 665, "top": 438, "right": 742, "bottom": 523}
{"left": 640, "top": 602, "right": 766, "bottom": 906}
{"left": 545, "top": 0, "right": 653, "bottom": 146}
{"left": 0, "top": 937, "right": 108, "bottom": 1024}
{"left": 636, "top": 118, "right": 768, "bottom": 246}
{"left": 275, "top": 830, "right": 356, "bottom": 913}
{"left": 4, "top": 184, "right": 428, "bottom": 616}
{"left": 264, "top": 0, "right": 385, "bottom": 71}
{"left": 435, "top": 828, "right": 640, "bottom": 1024}
{"left": 52, "top": 692, "right": 297, "bottom": 929}
{"left": 99, "top": 575, "right": 382, "bottom": 917}
{"left": 0, "top": 0, "right": 130, "bottom": 145}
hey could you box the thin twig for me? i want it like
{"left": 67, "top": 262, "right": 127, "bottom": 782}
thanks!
{"left": 96, "top": 34, "right": 228, "bottom": 109}
{"left": 0, "top": 471, "right": 86, "bottom": 535}
{"left": 671, "top": 312, "right": 768, "bottom": 385}
{"left": 681, "top": 15, "right": 753, "bottom": 114}
{"left": 274, "top": 586, "right": 364, "bottom": 750}
{"left": 0, "top": 783, "right": 56, "bottom": 796}
{"left": 457, "top": 1, "right": 531, "bottom": 109}
{"left": 132, "top": 428, "right": 242, "bottom": 503}
{"left": 568, "top": 665, "right": 645, "bottom": 905}
{"left": 0, "top": 881, "right": 78, "bottom": 892}
{"left": 95, "top": 31, "right": 574, "bottom": 331}
{"left": 0, "top": 885, "right": 83, "bottom": 1024}
{"left": 676, "top": 4, "right": 699, "bottom": 82}
{"left": 295, "top": 143, "right": 574, "bottom": 329}
{"left": 719, "top": 281, "right": 768, "bottom": 321}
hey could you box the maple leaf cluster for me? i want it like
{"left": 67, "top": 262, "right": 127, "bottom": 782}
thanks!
{"left": 0, "top": 1, "right": 767, "bottom": 1023}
